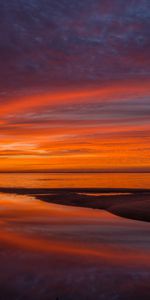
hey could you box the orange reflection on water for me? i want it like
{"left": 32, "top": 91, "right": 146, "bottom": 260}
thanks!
{"left": 0, "top": 192, "right": 150, "bottom": 269}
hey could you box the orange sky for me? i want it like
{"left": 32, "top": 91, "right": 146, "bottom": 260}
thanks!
{"left": 0, "top": 0, "right": 150, "bottom": 173}
{"left": 0, "top": 79, "right": 150, "bottom": 172}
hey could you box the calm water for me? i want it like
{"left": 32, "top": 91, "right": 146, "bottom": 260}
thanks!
{"left": 0, "top": 173, "right": 150, "bottom": 299}
{"left": 0, "top": 172, "right": 149, "bottom": 188}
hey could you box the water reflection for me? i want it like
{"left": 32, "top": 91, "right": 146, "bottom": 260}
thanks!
{"left": 0, "top": 190, "right": 150, "bottom": 299}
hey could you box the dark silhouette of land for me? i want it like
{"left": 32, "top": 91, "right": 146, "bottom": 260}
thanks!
{"left": 0, "top": 187, "right": 150, "bottom": 222}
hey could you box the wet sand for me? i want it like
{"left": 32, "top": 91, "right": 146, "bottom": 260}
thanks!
{"left": 0, "top": 187, "right": 150, "bottom": 222}
{"left": 0, "top": 191, "right": 150, "bottom": 299}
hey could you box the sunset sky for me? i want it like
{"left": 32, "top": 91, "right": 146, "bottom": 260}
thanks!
{"left": 0, "top": 0, "right": 150, "bottom": 172}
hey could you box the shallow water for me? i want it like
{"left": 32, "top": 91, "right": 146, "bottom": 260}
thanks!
{"left": 0, "top": 190, "right": 150, "bottom": 300}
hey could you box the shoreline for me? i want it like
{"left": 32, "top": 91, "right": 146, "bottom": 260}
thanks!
{"left": 0, "top": 187, "right": 150, "bottom": 223}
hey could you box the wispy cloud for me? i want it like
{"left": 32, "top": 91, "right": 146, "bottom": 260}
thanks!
{"left": 0, "top": 1, "right": 149, "bottom": 171}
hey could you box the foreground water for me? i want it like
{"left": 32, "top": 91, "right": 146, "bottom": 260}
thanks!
{"left": 0, "top": 173, "right": 150, "bottom": 299}
{"left": 0, "top": 182, "right": 150, "bottom": 299}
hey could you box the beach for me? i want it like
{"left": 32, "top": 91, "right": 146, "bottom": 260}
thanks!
{"left": 0, "top": 172, "right": 150, "bottom": 299}
{"left": 0, "top": 187, "right": 150, "bottom": 222}
{"left": 0, "top": 186, "right": 150, "bottom": 299}
{"left": 1, "top": 1, "right": 150, "bottom": 298}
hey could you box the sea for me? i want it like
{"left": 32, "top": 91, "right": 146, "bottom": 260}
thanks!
{"left": 0, "top": 172, "right": 149, "bottom": 188}
{"left": 0, "top": 172, "right": 149, "bottom": 300}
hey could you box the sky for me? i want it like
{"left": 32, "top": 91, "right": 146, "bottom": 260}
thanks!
{"left": 0, "top": 0, "right": 150, "bottom": 172}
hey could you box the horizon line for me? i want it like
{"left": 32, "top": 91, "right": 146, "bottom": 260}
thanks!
{"left": 0, "top": 170, "right": 150, "bottom": 174}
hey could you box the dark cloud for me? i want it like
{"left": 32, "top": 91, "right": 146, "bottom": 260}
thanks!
{"left": 0, "top": 0, "right": 150, "bottom": 93}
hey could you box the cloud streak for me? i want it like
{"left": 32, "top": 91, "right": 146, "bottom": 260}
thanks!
{"left": 0, "top": 1, "right": 149, "bottom": 171}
